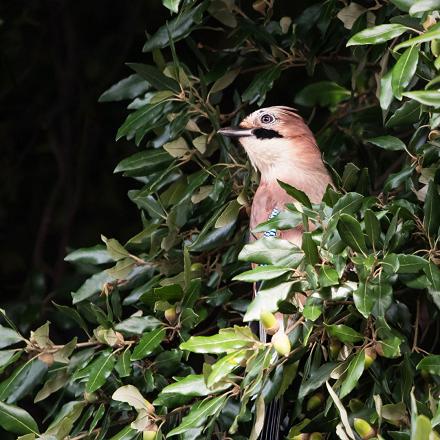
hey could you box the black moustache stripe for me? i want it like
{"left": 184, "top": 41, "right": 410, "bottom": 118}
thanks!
{"left": 253, "top": 128, "right": 282, "bottom": 139}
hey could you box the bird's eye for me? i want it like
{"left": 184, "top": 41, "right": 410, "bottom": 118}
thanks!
{"left": 260, "top": 114, "right": 275, "bottom": 124}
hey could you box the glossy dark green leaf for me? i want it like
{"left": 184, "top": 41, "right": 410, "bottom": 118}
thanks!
{"left": 114, "top": 316, "right": 162, "bottom": 335}
{"left": 395, "top": 24, "right": 440, "bottom": 51}
{"left": 0, "top": 401, "right": 39, "bottom": 435}
{"left": 339, "top": 350, "right": 365, "bottom": 398}
{"left": 353, "top": 282, "right": 374, "bottom": 318}
{"left": 244, "top": 281, "right": 295, "bottom": 321}
{"left": 416, "top": 355, "right": 440, "bottom": 375}
{"left": 364, "top": 209, "right": 381, "bottom": 248}
{"left": 295, "top": 81, "right": 350, "bottom": 107}
{"left": 367, "top": 136, "right": 406, "bottom": 151}
{"left": 115, "top": 348, "right": 132, "bottom": 378}
{"left": 325, "top": 324, "right": 363, "bottom": 344}
{"left": 318, "top": 265, "right": 339, "bottom": 287}
{"left": 332, "top": 192, "right": 364, "bottom": 214}
{"left": 180, "top": 327, "right": 256, "bottom": 353}
{"left": 207, "top": 349, "right": 250, "bottom": 387}
{"left": 396, "top": 254, "right": 428, "bottom": 273}
{"left": 410, "top": 0, "right": 440, "bottom": 15}
{"left": 302, "top": 296, "right": 323, "bottom": 321}
{"left": 233, "top": 266, "right": 292, "bottom": 282}
{"left": 159, "top": 374, "right": 230, "bottom": 397}
{"left": 403, "top": 90, "right": 440, "bottom": 106}
{"left": 337, "top": 213, "right": 368, "bottom": 254}
{"left": 127, "top": 63, "right": 180, "bottom": 92}
{"left": 85, "top": 351, "right": 115, "bottom": 393}
{"left": 142, "top": 4, "right": 206, "bottom": 52}
{"left": 424, "top": 180, "right": 440, "bottom": 237}
{"left": 99, "top": 74, "right": 149, "bottom": 102}
{"left": 253, "top": 210, "right": 303, "bottom": 233}
{"left": 238, "top": 237, "right": 304, "bottom": 267}
{"left": 242, "top": 66, "right": 281, "bottom": 105}
{"left": 0, "top": 325, "right": 23, "bottom": 349}
{"left": 114, "top": 149, "right": 172, "bottom": 173}
{"left": 391, "top": 45, "right": 419, "bottom": 100}
{"left": 298, "top": 362, "right": 337, "bottom": 399}
{"left": 347, "top": 24, "right": 408, "bottom": 46}
{"left": 131, "top": 328, "right": 166, "bottom": 360}
{"left": 386, "top": 100, "right": 421, "bottom": 128}
{"left": 71, "top": 270, "right": 113, "bottom": 304}
{"left": 302, "top": 232, "right": 320, "bottom": 266}
{"left": 167, "top": 395, "right": 227, "bottom": 437}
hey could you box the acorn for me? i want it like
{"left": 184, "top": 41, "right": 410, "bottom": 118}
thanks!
{"left": 306, "top": 393, "right": 325, "bottom": 412}
{"left": 260, "top": 311, "right": 280, "bottom": 335}
{"left": 164, "top": 306, "right": 177, "bottom": 324}
{"left": 84, "top": 391, "right": 98, "bottom": 403}
{"left": 364, "top": 347, "right": 376, "bottom": 369}
{"left": 329, "top": 339, "right": 341, "bottom": 360}
{"left": 292, "top": 435, "right": 309, "bottom": 440}
{"left": 310, "top": 433, "right": 323, "bottom": 440}
{"left": 272, "top": 330, "right": 291, "bottom": 357}
{"left": 143, "top": 430, "right": 157, "bottom": 440}
{"left": 353, "top": 418, "right": 376, "bottom": 440}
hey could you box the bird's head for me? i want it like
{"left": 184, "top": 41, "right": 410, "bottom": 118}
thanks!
{"left": 218, "top": 106, "right": 322, "bottom": 182}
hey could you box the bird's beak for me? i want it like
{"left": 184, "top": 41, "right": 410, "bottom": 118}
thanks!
{"left": 217, "top": 127, "right": 254, "bottom": 138}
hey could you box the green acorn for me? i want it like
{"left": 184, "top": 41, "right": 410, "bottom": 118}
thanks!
{"left": 306, "top": 393, "right": 325, "bottom": 412}
{"left": 329, "top": 339, "right": 341, "bottom": 360}
{"left": 292, "top": 434, "right": 309, "bottom": 440}
{"left": 260, "top": 311, "right": 280, "bottom": 335}
{"left": 164, "top": 306, "right": 177, "bottom": 324}
{"left": 353, "top": 418, "right": 375, "bottom": 440}
{"left": 364, "top": 347, "right": 376, "bottom": 369}
{"left": 272, "top": 330, "right": 291, "bottom": 357}
{"left": 310, "top": 433, "right": 323, "bottom": 440}
{"left": 143, "top": 431, "right": 157, "bottom": 440}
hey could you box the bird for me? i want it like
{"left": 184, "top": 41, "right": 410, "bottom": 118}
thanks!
{"left": 218, "top": 106, "right": 333, "bottom": 440}
{"left": 218, "top": 106, "right": 332, "bottom": 246}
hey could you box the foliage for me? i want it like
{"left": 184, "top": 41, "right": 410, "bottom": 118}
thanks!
{"left": 1, "top": 0, "right": 440, "bottom": 439}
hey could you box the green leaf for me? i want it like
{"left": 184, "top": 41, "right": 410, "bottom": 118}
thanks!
{"left": 303, "top": 296, "right": 323, "bottom": 321}
{"left": 390, "top": 0, "right": 413, "bottom": 11}
{"left": 142, "top": 4, "right": 206, "bottom": 52}
{"left": 386, "top": 99, "right": 421, "bottom": 128}
{"left": 403, "top": 90, "right": 440, "bottom": 106}
{"left": 108, "top": 425, "right": 137, "bottom": 440}
{"left": 332, "top": 192, "right": 364, "bottom": 215}
{"left": 115, "top": 348, "right": 132, "bottom": 378}
{"left": 85, "top": 351, "right": 115, "bottom": 393}
{"left": 99, "top": 74, "right": 149, "bottom": 102}
{"left": 127, "top": 63, "right": 180, "bottom": 92}
{"left": 367, "top": 135, "right": 406, "bottom": 151}
{"left": 371, "top": 281, "right": 393, "bottom": 318}
{"left": 71, "top": 270, "right": 113, "bottom": 304}
{"left": 377, "top": 337, "right": 402, "bottom": 358}
{"left": 167, "top": 395, "right": 227, "bottom": 437}
{"left": 242, "top": 66, "right": 281, "bottom": 105}
{"left": 302, "top": 232, "right": 320, "bottom": 266}
{"left": 101, "top": 236, "right": 130, "bottom": 261}
{"left": 159, "top": 374, "right": 230, "bottom": 397}
{"left": 353, "top": 282, "right": 374, "bottom": 318}
{"left": 112, "top": 385, "right": 152, "bottom": 412}
{"left": 244, "top": 281, "right": 295, "bottom": 322}
{"left": 0, "top": 401, "right": 39, "bottom": 435}
{"left": 396, "top": 254, "right": 428, "bottom": 273}
{"left": 163, "top": 137, "right": 189, "bottom": 158}
{"left": 416, "top": 355, "right": 440, "bottom": 375}
{"left": 395, "top": 24, "right": 440, "bottom": 51}
{"left": 337, "top": 213, "right": 368, "bottom": 254}
{"left": 233, "top": 266, "right": 292, "bottom": 282}
{"left": 325, "top": 324, "right": 363, "bottom": 344}
{"left": 88, "top": 403, "right": 105, "bottom": 434}
{"left": 412, "top": 415, "right": 432, "bottom": 440}
{"left": 114, "top": 316, "right": 162, "bottom": 335}
{"left": 339, "top": 351, "right": 365, "bottom": 398}
{"left": 252, "top": 210, "right": 303, "bottom": 233}
{"left": 347, "top": 24, "right": 408, "bottom": 46}
{"left": 207, "top": 349, "right": 250, "bottom": 387}
{"left": 391, "top": 45, "right": 419, "bottom": 100}
{"left": 410, "top": 0, "right": 440, "bottom": 15}
{"left": 364, "top": 209, "right": 381, "bottom": 248}
{"left": 295, "top": 81, "right": 351, "bottom": 107}
{"left": 380, "top": 69, "right": 394, "bottom": 110}
{"left": 64, "top": 244, "right": 112, "bottom": 265}
{"left": 180, "top": 327, "right": 256, "bottom": 353}
{"left": 238, "top": 237, "right": 304, "bottom": 267}
{"left": 318, "top": 265, "right": 339, "bottom": 287}
{"left": 34, "top": 371, "right": 69, "bottom": 403}
{"left": 210, "top": 69, "right": 240, "bottom": 94}
{"left": 114, "top": 149, "right": 172, "bottom": 173}
{"left": 424, "top": 181, "right": 440, "bottom": 237}
{"left": 162, "top": 0, "right": 181, "bottom": 13}
{"left": 214, "top": 200, "right": 241, "bottom": 228}
{"left": 130, "top": 328, "right": 166, "bottom": 361}
{"left": 298, "top": 362, "right": 337, "bottom": 399}
{"left": 0, "top": 325, "right": 23, "bottom": 349}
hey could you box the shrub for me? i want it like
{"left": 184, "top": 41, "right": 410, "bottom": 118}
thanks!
{"left": 0, "top": 1, "right": 439, "bottom": 439}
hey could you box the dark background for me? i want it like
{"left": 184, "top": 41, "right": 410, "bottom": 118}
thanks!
{"left": 1, "top": 0, "right": 351, "bottom": 330}
{"left": 0, "top": 1, "right": 172, "bottom": 325}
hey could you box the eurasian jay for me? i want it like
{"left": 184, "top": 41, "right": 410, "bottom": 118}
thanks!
{"left": 218, "top": 106, "right": 332, "bottom": 439}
